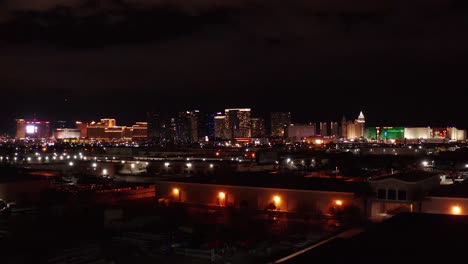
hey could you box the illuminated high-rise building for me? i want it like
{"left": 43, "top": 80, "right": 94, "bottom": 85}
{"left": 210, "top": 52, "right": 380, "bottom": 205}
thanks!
{"left": 16, "top": 119, "right": 26, "bottom": 139}
{"left": 341, "top": 116, "right": 347, "bottom": 138}
{"left": 16, "top": 119, "right": 51, "bottom": 139}
{"left": 214, "top": 115, "right": 226, "bottom": 139}
{"left": 100, "top": 118, "right": 116, "bottom": 127}
{"left": 75, "top": 121, "right": 88, "bottom": 138}
{"left": 330, "top": 122, "right": 339, "bottom": 137}
{"left": 225, "top": 108, "right": 251, "bottom": 138}
{"left": 356, "top": 111, "right": 365, "bottom": 138}
{"left": 130, "top": 122, "right": 148, "bottom": 142}
{"left": 319, "top": 122, "right": 328, "bottom": 136}
{"left": 87, "top": 120, "right": 111, "bottom": 140}
{"left": 271, "top": 112, "right": 291, "bottom": 137}
{"left": 147, "top": 111, "right": 161, "bottom": 142}
{"left": 251, "top": 117, "right": 266, "bottom": 138}
{"left": 175, "top": 111, "right": 198, "bottom": 144}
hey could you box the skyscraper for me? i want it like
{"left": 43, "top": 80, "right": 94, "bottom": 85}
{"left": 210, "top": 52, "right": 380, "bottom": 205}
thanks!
{"left": 271, "top": 112, "right": 291, "bottom": 137}
{"left": 214, "top": 115, "right": 226, "bottom": 139}
{"left": 341, "top": 116, "right": 347, "bottom": 139}
{"left": 225, "top": 108, "right": 251, "bottom": 138}
{"left": 356, "top": 111, "right": 365, "bottom": 138}
{"left": 175, "top": 111, "right": 198, "bottom": 144}
{"left": 330, "top": 121, "right": 339, "bottom": 137}
{"left": 16, "top": 119, "right": 26, "bottom": 139}
{"left": 319, "top": 122, "right": 328, "bottom": 136}
{"left": 147, "top": 111, "right": 161, "bottom": 142}
{"left": 251, "top": 117, "right": 266, "bottom": 138}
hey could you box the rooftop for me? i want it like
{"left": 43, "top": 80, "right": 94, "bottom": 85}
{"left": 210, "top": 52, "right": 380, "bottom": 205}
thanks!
{"left": 160, "top": 172, "right": 368, "bottom": 193}
{"left": 369, "top": 170, "right": 438, "bottom": 183}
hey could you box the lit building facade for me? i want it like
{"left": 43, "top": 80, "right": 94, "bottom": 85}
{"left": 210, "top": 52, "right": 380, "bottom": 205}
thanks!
{"left": 271, "top": 112, "right": 291, "bottom": 137}
{"left": 356, "top": 111, "right": 365, "bottom": 138}
{"left": 16, "top": 119, "right": 51, "bottom": 139}
{"left": 251, "top": 117, "right": 266, "bottom": 138}
{"left": 214, "top": 115, "right": 226, "bottom": 139}
{"left": 54, "top": 128, "right": 81, "bottom": 139}
{"left": 330, "top": 122, "right": 339, "bottom": 137}
{"left": 404, "top": 127, "right": 432, "bottom": 139}
{"left": 319, "top": 122, "right": 328, "bottom": 136}
{"left": 75, "top": 121, "right": 88, "bottom": 138}
{"left": 225, "top": 108, "right": 251, "bottom": 139}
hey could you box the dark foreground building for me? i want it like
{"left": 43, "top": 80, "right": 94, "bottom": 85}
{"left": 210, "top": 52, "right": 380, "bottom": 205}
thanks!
{"left": 283, "top": 213, "right": 468, "bottom": 263}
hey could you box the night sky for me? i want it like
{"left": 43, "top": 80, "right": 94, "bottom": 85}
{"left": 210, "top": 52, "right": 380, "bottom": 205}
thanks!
{"left": 2, "top": 0, "right": 468, "bottom": 132}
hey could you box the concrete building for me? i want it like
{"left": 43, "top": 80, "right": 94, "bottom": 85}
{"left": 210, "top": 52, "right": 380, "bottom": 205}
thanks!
{"left": 368, "top": 171, "right": 440, "bottom": 219}
{"left": 156, "top": 181, "right": 359, "bottom": 213}
{"left": 271, "top": 112, "right": 291, "bottom": 137}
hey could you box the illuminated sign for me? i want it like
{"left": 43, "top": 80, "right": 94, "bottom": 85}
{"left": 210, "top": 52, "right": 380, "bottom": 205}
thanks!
{"left": 26, "top": 125, "right": 37, "bottom": 134}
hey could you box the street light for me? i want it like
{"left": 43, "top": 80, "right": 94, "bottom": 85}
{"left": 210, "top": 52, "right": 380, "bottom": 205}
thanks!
{"left": 273, "top": 195, "right": 281, "bottom": 205}
{"left": 452, "top": 205, "right": 462, "bottom": 215}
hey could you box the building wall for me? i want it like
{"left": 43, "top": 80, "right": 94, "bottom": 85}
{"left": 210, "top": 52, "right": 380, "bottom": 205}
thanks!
{"left": 214, "top": 116, "right": 226, "bottom": 139}
{"left": 16, "top": 119, "right": 26, "bottom": 139}
{"left": 287, "top": 124, "right": 316, "bottom": 141}
{"left": 155, "top": 181, "right": 360, "bottom": 213}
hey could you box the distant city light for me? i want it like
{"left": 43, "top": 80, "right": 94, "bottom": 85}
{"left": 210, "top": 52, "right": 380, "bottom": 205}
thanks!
{"left": 102, "top": 169, "right": 108, "bottom": 175}
{"left": 164, "top": 162, "right": 170, "bottom": 167}
{"left": 173, "top": 188, "right": 180, "bottom": 196}
{"left": 186, "top": 163, "right": 192, "bottom": 168}
{"left": 210, "top": 164, "right": 214, "bottom": 168}
{"left": 69, "top": 162, "right": 74, "bottom": 166}
{"left": 131, "top": 164, "right": 135, "bottom": 169}
{"left": 92, "top": 163, "right": 97, "bottom": 168}
{"left": 422, "top": 161, "right": 429, "bottom": 167}
{"left": 335, "top": 200, "right": 343, "bottom": 206}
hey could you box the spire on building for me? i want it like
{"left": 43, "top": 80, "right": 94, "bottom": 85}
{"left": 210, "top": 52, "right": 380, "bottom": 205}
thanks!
{"left": 358, "top": 111, "right": 365, "bottom": 120}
